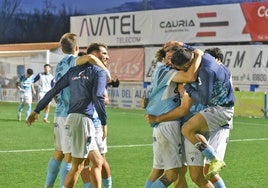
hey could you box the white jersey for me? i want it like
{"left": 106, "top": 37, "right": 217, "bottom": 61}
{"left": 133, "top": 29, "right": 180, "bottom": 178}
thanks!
{"left": 34, "top": 72, "right": 54, "bottom": 93}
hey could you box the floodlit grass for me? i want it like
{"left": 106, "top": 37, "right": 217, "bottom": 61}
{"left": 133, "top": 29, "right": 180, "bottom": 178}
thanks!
{"left": 0, "top": 102, "right": 268, "bottom": 187}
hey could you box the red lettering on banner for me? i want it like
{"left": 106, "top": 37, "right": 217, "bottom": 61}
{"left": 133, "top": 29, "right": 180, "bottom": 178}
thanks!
{"left": 241, "top": 2, "right": 268, "bottom": 41}
{"left": 196, "top": 31, "right": 216, "bottom": 37}
{"left": 197, "top": 12, "right": 217, "bottom": 18}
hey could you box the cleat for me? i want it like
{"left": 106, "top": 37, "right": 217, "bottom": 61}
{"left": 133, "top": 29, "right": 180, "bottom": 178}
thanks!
{"left": 43, "top": 119, "right": 50, "bottom": 123}
{"left": 205, "top": 159, "right": 226, "bottom": 180}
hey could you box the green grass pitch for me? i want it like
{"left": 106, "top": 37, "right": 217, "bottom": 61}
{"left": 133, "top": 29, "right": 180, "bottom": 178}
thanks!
{"left": 0, "top": 102, "right": 268, "bottom": 187}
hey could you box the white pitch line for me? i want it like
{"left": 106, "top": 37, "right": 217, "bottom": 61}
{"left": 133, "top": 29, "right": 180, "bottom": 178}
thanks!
{"left": 0, "top": 138, "right": 267, "bottom": 153}
{"left": 229, "top": 138, "right": 268, "bottom": 142}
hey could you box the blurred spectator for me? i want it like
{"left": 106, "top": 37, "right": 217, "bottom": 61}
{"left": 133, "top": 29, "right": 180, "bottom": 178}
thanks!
{"left": 107, "top": 75, "right": 120, "bottom": 87}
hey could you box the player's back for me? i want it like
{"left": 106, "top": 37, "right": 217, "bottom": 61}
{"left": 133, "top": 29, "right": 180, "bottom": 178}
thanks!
{"left": 146, "top": 65, "right": 180, "bottom": 116}
{"left": 54, "top": 55, "right": 77, "bottom": 117}
{"left": 67, "top": 64, "right": 107, "bottom": 118}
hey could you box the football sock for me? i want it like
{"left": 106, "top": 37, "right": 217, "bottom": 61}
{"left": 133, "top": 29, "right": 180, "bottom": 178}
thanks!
{"left": 195, "top": 142, "right": 217, "bottom": 161}
{"left": 144, "top": 180, "right": 153, "bottom": 188}
{"left": 213, "top": 178, "right": 226, "bottom": 188}
{"left": 102, "top": 176, "right": 112, "bottom": 188}
{"left": 59, "top": 161, "right": 71, "bottom": 188}
{"left": 84, "top": 182, "right": 92, "bottom": 188}
{"left": 44, "top": 113, "right": 49, "bottom": 119}
{"left": 45, "top": 157, "right": 61, "bottom": 187}
{"left": 151, "top": 179, "right": 166, "bottom": 188}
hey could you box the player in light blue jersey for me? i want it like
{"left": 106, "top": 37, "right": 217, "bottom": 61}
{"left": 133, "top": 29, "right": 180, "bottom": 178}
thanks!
{"left": 171, "top": 42, "right": 234, "bottom": 180}
{"left": 146, "top": 46, "right": 231, "bottom": 188}
{"left": 16, "top": 68, "right": 36, "bottom": 121}
{"left": 27, "top": 33, "right": 109, "bottom": 188}
{"left": 26, "top": 53, "right": 108, "bottom": 188}
{"left": 144, "top": 45, "right": 203, "bottom": 188}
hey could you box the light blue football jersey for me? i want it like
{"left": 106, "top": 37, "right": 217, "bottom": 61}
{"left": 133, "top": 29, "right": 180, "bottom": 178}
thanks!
{"left": 54, "top": 55, "right": 77, "bottom": 117}
{"left": 18, "top": 75, "right": 35, "bottom": 97}
{"left": 92, "top": 109, "right": 102, "bottom": 128}
{"left": 146, "top": 65, "right": 181, "bottom": 127}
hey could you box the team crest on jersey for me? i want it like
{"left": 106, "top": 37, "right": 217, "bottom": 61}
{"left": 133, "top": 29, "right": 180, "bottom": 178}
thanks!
{"left": 71, "top": 71, "right": 89, "bottom": 80}
{"left": 198, "top": 77, "right": 202, "bottom": 85}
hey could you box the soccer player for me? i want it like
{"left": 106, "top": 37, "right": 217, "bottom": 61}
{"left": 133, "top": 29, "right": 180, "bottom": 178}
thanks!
{"left": 202, "top": 47, "right": 231, "bottom": 188}
{"left": 27, "top": 33, "right": 109, "bottom": 188}
{"left": 156, "top": 41, "right": 234, "bottom": 180}
{"left": 16, "top": 68, "right": 36, "bottom": 121}
{"left": 144, "top": 45, "right": 203, "bottom": 188}
{"left": 176, "top": 47, "right": 231, "bottom": 188}
{"left": 26, "top": 52, "right": 108, "bottom": 187}
{"left": 34, "top": 64, "right": 54, "bottom": 123}
{"left": 80, "top": 43, "right": 112, "bottom": 188}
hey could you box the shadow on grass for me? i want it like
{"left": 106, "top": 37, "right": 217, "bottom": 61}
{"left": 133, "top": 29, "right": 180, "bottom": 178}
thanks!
{"left": 0, "top": 118, "right": 20, "bottom": 122}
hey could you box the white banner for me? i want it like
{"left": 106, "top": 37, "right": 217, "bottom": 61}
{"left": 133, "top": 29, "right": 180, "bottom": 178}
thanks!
{"left": 144, "top": 45, "right": 268, "bottom": 86}
{"left": 107, "top": 86, "right": 149, "bottom": 109}
{"left": 70, "top": 2, "right": 268, "bottom": 46}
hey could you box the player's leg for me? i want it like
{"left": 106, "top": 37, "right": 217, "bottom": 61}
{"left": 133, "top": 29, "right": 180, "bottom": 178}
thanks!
{"left": 151, "top": 121, "right": 183, "bottom": 187}
{"left": 144, "top": 127, "right": 164, "bottom": 188}
{"left": 58, "top": 117, "right": 72, "bottom": 187}
{"left": 45, "top": 118, "right": 64, "bottom": 187}
{"left": 17, "top": 97, "right": 24, "bottom": 121}
{"left": 181, "top": 112, "right": 223, "bottom": 177}
{"left": 204, "top": 127, "right": 230, "bottom": 188}
{"left": 173, "top": 165, "right": 188, "bottom": 188}
{"left": 59, "top": 153, "right": 72, "bottom": 188}
{"left": 88, "top": 150, "right": 104, "bottom": 188}
{"left": 144, "top": 168, "right": 164, "bottom": 188}
{"left": 184, "top": 138, "right": 213, "bottom": 188}
{"left": 45, "top": 150, "right": 64, "bottom": 188}
{"left": 101, "top": 154, "right": 112, "bottom": 188}
{"left": 43, "top": 104, "right": 51, "bottom": 123}
{"left": 96, "top": 126, "right": 112, "bottom": 188}
{"left": 80, "top": 158, "right": 92, "bottom": 188}
{"left": 64, "top": 157, "right": 86, "bottom": 187}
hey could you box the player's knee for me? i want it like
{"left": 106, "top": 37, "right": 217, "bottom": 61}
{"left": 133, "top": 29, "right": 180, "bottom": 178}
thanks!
{"left": 164, "top": 168, "right": 180, "bottom": 183}
{"left": 92, "top": 155, "right": 104, "bottom": 168}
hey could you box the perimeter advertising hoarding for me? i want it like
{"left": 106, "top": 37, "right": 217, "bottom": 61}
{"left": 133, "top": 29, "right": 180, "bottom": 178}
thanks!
{"left": 108, "top": 48, "right": 144, "bottom": 81}
{"left": 145, "top": 45, "right": 268, "bottom": 86}
{"left": 71, "top": 2, "right": 268, "bottom": 46}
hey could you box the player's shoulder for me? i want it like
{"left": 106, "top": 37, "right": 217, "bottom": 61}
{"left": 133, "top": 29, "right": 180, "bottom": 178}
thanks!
{"left": 91, "top": 64, "right": 106, "bottom": 72}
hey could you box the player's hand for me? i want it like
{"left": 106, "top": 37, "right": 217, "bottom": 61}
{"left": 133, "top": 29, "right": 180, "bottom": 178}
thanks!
{"left": 144, "top": 114, "right": 158, "bottom": 124}
{"left": 102, "top": 125, "right": 107, "bottom": 141}
{"left": 140, "top": 97, "right": 148, "bottom": 109}
{"left": 26, "top": 112, "right": 38, "bottom": 126}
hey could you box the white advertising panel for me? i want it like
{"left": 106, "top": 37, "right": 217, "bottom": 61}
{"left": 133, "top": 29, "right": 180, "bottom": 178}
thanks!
{"left": 71, "top": 2, "right": 268, "bottom": 46}
{"left": 144, "top": 45, "right": 268, "bottom": 86}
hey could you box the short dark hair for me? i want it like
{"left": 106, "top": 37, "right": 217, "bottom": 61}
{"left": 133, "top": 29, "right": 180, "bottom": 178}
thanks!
{"left": 26, "top": 68, "right": 33, "bottom": 75}
{"left": 78, "top": 52, "right": 86, "bottom": 56}
{"left": 44, "top": 64, "right": 51, "bottom": 68}
{"left": 204, "top": 47, "right": 223, "bottom": 62}
{"left": 86, "top": 43, "right": 108, "bottom": 54}
{"left": 171, "top": 48, "right": 192, "bottom": 66}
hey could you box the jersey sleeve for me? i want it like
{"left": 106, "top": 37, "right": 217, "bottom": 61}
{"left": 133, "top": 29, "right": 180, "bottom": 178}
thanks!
{"left": 34, "top": 72, "right": 70, "bottom": 113}
{"left": 92, "top": 68, "right": 107, "bottom": 126}
{"left": 33, "top": 73, "right": 40, "bottom": 82}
